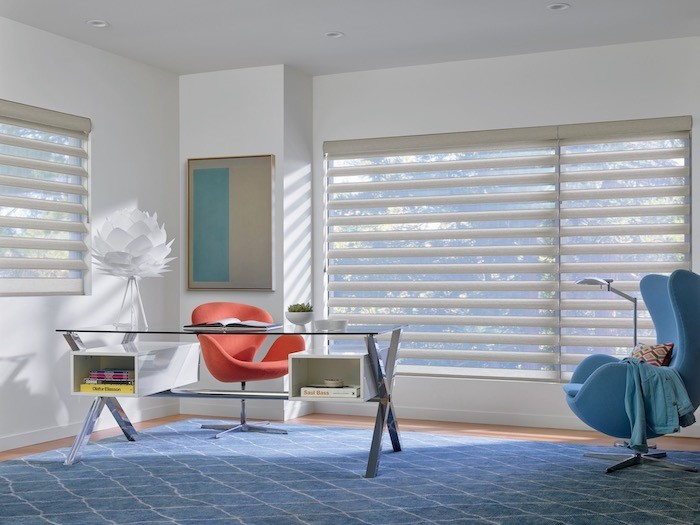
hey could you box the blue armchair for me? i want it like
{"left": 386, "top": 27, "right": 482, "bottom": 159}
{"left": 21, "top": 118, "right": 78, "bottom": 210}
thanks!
{"left": 564, "top": 269, "right": 700, "bottom": 473}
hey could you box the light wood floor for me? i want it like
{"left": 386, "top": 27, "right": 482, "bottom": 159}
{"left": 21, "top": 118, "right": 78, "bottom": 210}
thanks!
{"left": 1, "top": 413, "right": 699, "bottom": 462}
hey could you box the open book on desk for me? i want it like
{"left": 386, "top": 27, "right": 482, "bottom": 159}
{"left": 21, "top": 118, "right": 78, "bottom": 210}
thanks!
{"left": 184, "top": 318, "right": 282, "bottom": 331}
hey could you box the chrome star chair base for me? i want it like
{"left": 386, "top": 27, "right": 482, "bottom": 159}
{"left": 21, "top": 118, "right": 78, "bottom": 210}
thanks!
{"left": 584, "top": 450, "right": 697, "bottom": 474}
{"left": 200, "top": 383, "right": 288, "bottom": 439}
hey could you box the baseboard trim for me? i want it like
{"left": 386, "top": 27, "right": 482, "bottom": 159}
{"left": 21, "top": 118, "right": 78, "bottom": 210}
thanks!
{"left": 311, "top": 402, "right": 591, "bottom": 431}
{"left": 178, "top": 397, "right": 285, "bottom": 421}
{"left": 0, "top": 403, "right": 179, "bottom": 453}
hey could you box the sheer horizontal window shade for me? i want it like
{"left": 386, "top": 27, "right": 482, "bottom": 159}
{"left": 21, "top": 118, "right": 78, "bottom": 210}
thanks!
{"left": 0, "top": 98, "right": 91, "bottom": 295}
{"left": 326, "top": 133, "right": 561, "bottom": 380}
{"left": 324, "top": 116, "right": 691, "bottom": 381}
{"left": 559, "top": 125, "right": 690, "bottom": 371}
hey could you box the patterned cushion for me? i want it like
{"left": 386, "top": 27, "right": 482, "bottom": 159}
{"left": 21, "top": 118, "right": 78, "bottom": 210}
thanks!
{"left": 631, "top": 342, "right": 674, "bottom": 367}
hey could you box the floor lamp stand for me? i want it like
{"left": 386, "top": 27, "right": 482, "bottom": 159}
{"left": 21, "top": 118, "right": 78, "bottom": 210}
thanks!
{"left": 575, "top": 277, "right": 637, "bottom": 347}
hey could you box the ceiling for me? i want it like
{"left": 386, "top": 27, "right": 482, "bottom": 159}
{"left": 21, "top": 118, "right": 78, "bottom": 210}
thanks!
{"left": 1, "top": 0, "right": 700, "bottom": 76}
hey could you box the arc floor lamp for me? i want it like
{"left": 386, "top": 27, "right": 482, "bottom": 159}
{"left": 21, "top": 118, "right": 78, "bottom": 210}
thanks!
{"left": 575, "top": 277, "right": 638, "bottom": 347}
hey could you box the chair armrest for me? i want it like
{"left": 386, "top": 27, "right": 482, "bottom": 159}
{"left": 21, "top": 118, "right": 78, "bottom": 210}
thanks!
{"left": 570, "top": 353, "right": 620, "bottom": 384}
{"left": 262, "top": 334, "right": 305, "bottom": 362}
{"left": 567, "top": 360, "right": 631, "bottom": 438}
{"left": 575, "top": 361, "right": 628, "bottom": 400}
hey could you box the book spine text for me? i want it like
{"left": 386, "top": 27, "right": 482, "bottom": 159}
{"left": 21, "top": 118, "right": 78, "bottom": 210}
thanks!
{"left": 79, "top": 384, "right": 135, "bottom": 394}
{"left": 300, "top": 387, "right": 359, "bottom": 398}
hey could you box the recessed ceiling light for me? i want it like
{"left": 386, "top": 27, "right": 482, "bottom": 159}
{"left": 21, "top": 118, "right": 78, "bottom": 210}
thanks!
{"left": 547, "top": 3, "right": 571, "bottom": 10}
{"left": 86, "top": 19, "right": 110, "bottom": 28}
{"left": 324, "top": 31, "right": 345, "bottom": 39}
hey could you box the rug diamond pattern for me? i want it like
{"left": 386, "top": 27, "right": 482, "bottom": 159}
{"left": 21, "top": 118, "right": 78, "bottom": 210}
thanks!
{"left": 0, "top": 420, "right": 698, "bottom": 524}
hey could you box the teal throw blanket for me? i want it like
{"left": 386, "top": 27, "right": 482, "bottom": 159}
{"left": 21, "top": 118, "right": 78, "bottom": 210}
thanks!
{"left": 623, "top": 357, "right": 695, "bottom": 453}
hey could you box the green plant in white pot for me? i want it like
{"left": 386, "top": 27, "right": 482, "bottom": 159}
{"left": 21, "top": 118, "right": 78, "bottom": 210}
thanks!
{"left": 286, "top": 302, "right": 313, "bottom": 330}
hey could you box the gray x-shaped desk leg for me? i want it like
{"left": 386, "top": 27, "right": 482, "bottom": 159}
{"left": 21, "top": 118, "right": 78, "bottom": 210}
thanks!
{"left": 64, "top": 396, "right": 137, "bottom": 465}
{"left": 365, "top": 328, "right": 403, "bottom": 478}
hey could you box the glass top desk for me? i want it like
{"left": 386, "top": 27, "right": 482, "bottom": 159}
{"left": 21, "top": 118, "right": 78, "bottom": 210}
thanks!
{"left": 57, "top": 325, "right": 403, "bottom": 478}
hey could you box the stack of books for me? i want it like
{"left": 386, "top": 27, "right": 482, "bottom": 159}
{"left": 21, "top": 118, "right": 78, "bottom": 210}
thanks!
{"left": 300, "top": 385, "right": 360, "bottom": 398}
{"left": 79, "top": 368, "right": 135, "bottom": 394}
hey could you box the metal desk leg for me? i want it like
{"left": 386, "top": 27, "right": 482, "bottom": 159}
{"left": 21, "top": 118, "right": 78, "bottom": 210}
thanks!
{"left": 105, "top": 398, "right": 138, "bottom": 441}
{"left": 384, "top": 328, "right": 402, "bottom": 452}
{"left": 121, "top": 332, "right": 138, "bottom": 344}
{"left": 365, "top": 328, "right": 403, "bottom": 478}
{"left": 386, "top": 404, "right": 401, "bottom": 452}
{"left": 65, "top": 396, "right": 106, "bottom": 465}
{"left": 366, "top": 401, "right": 389, "bottom": 478}
{"left": 63, "top": 332, "right": 86, "bottom": 352}
{"left": 64, "top": 397, "right": 137, "bottom": 465}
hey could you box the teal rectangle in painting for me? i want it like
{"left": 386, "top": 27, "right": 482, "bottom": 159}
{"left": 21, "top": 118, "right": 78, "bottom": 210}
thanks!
{"left": 192, "top": 168, "right": 229, "bottom": 282}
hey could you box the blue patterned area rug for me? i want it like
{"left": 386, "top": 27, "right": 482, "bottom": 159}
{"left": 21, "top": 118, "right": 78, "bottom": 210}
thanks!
{"left": 1, "top": 420, "right": 699, "bottom": 525}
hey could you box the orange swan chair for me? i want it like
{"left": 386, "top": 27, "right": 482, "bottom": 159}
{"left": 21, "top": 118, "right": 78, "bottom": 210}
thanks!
{"left": 192, "top": 302, "right": 305, "bottom": 437}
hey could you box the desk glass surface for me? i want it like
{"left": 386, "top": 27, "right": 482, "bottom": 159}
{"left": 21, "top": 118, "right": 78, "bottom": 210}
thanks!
{"left": 56, "top": 325, "right": 402, "bottom": 336}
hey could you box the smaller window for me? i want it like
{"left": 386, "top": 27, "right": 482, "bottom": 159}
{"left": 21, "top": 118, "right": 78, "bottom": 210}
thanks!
{"left": 0, "top": 99, "right": 91, "bottom": 295}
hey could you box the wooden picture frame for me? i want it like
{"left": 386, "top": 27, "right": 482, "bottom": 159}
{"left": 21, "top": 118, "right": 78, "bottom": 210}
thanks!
{"left": 187, "top": 155, "right": 274, "bottom": 290}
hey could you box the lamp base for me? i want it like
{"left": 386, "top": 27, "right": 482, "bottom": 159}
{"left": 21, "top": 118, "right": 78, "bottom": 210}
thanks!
{"left": 115, "top": 276, "right": 148, "bottom": 330}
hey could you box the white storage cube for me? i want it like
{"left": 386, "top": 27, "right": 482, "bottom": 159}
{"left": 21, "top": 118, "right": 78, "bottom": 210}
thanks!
{"left": 288, "top": 353, "right": 378, "bottom": 402}
{"left": 70, "top": 342, "right": 200, "bottom": 397}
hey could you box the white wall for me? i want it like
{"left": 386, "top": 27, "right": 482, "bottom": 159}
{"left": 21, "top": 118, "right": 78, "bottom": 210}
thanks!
{"left": 178, "top": 65, "right": 314, "bottom": 421}
{"left": 178, "top": 65, "right": 285, "bottom": 322}
{"left": 282, "top": 66, "right": 314, "bottom": 420}
{"left": 0, "top": 17, "right": 180, "bottom": 450}
{"left": 312, "top": 37, "right": 700, "bottom": 437}
{"left": 283, "top": 66, "right": 313, "bottom": 319}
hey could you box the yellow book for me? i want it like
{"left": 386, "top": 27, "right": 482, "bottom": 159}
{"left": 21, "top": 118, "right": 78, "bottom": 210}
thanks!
{"left": 79, "top": 383, "right": 135, "bottom": 394}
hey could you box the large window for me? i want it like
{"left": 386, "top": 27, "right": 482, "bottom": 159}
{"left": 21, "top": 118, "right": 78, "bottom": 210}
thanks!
{"left": 324, "top": 117, "right": 691, "bottom": 381}
{"left": 0, "top": 99, "right": 91, "bottom": 295}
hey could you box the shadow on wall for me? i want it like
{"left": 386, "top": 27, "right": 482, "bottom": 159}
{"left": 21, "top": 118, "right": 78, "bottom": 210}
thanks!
{"left": 0, "top": 278, "right": 144, "bottom": 449}
{"left": 0, "top": 354, "right": 43, "bottom": 437}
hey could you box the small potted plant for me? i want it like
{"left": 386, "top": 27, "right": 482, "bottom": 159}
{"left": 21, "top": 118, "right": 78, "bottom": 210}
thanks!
{"left": 285, "top": 302, "right": 313, "bottom": 330}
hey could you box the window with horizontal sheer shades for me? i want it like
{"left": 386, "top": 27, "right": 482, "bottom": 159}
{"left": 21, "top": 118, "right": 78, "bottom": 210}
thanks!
{"left": 323, "top": 116, "right": 691, "bottom": 382}
{"left": 0, "top": 99, "right": 91, "bottom": 295}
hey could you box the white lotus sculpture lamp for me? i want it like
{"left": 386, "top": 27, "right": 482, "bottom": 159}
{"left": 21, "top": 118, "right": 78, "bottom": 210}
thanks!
{"left": 92, "top": 209, "right": 175, "bottom": 330}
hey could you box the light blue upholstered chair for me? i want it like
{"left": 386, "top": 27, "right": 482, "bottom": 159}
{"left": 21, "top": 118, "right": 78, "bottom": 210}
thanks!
{"left": 563, "top": 269, "right": 700, "bottom": 473}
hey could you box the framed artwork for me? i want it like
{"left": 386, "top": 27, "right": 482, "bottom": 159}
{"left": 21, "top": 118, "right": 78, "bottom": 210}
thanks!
{"left": 187, "top": 155, "right": 274, "bottom": 290}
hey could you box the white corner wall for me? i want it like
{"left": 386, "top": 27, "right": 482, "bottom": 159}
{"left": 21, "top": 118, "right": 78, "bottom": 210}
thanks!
{"left": 178, "top": 65, "right": 286, "bottom": 323}
{"left": 312, "top": 37, "right": 700, "bottom": 437}
{"left": 283, "top": 66, "right": 313, "bottom": 318}
{"left": 282, "top": 66, "right": 314, "bottom": 420}
{"left": 178, "top": 65, "right": 314, "bottom": 421}
{"left": 0, "top": 17, "right": 181, "bottom": 451}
